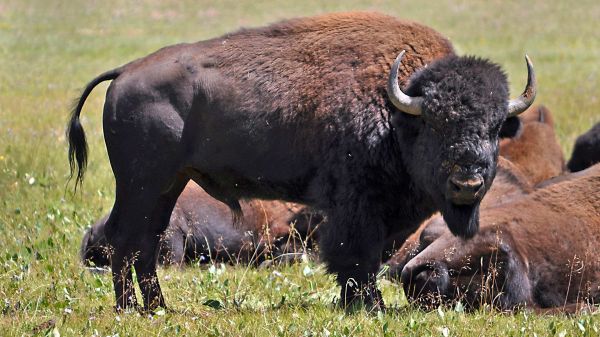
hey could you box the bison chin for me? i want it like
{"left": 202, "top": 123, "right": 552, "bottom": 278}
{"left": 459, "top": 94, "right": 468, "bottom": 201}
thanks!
{"left": 441, "top": 203, "right": 480, "bottom": 238}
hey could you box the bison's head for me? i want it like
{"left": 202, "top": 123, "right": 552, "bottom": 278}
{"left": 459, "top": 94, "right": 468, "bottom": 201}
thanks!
{"left": 388, "top": 52, "right": 536, "bottom": 238}
{"left": 80, "top": 218, "right": 112, "bottom": 268}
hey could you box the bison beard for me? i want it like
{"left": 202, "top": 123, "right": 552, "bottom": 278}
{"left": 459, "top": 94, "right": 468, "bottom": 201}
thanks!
{"left": 67, "top": 12, "right": 535, "bottom": 312}
{"left": 442, "top": 203, "right": 480, "bottom": 238}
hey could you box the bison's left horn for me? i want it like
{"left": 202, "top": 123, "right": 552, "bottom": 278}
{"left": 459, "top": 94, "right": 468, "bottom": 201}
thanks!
{"left": 387, "top": 50, "right": 423, "bottom": 116}
{"left": 507, "top": 55, "right": 537, "bottom": 117}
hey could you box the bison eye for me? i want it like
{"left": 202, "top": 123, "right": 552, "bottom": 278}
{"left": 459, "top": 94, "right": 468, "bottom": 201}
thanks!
{"left": 427, "top": 120, "right": 445, "bottom": 135}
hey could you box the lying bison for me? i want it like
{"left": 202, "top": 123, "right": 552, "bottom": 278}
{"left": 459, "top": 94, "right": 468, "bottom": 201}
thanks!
{"left": 567, "top": 122, "right": 600, "bottom": 172}
{"left": 498, "top": 105, "right": 565, "bottom": 183}
{"left": 67, "top": 12, "right": 535, "bottom": 310}
{"left": 385, "top": 104, "right": 564, "bottom": 269}
{"left": 81, "top": 182, "right": 322, "bottom": 268}
{"left": 399, "top": 164, "right": 600, "bottom": 312}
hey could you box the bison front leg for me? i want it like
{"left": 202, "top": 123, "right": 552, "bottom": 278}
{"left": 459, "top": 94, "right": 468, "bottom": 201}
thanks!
{"left": 319, "top": 211, "right": 385, "bottom": 311}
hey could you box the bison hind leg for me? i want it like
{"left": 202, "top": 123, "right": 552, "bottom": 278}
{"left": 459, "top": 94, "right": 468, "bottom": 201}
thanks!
{"left": 106, "top": 173, "right": 189, "bottom": 312}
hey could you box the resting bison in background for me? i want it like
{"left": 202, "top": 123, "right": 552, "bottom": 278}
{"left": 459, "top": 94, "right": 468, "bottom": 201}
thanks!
{"left": 385, "top": 104, "right": 564, "bottom": 268}
{"left": 67, "top": 12, "right": 535, "bottom": 311}
{"left": 81, "top": 182, "right": 322, "bottom": 268}
{"left": 499, "top": 105, "right": 565, "bottom": 183}
{"left": 399, "top": 164, "right": 600, "bottom": 312}
{"left": 567, "top": 122, "right": 600, "bottom": 172}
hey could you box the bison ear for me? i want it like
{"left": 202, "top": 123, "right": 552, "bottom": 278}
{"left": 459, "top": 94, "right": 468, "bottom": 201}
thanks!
{"left": 390, "top": 109, "right": 402, "bottom": 129}
{"left": 499, "top": 116, "right": 522, "bottom": 139}
{"left": 389, "top": 107, "right": 420, "bottom": 130}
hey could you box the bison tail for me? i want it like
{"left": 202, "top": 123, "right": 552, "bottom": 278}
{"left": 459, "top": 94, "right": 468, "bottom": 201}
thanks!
{"left": 67, "top": 67, "right": 122, "bottom": 191}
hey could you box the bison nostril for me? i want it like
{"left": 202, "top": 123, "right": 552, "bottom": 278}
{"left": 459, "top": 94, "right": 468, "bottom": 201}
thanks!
{"left": 451, "top": 176, "right": 483, "bottom": 192}
{"left": 447, "top": 175, "right": 484, "bottom": 205}
{"left": 401, "top": 262, "right": 450, "bottom": 305}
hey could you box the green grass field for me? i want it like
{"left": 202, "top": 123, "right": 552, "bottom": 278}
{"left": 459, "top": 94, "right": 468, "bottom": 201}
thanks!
{"left": 1, "top": 0, "right": 599, "bottom": 335}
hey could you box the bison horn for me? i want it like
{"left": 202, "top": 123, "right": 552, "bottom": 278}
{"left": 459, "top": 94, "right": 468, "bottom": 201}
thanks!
{"left": 507, "top": 55, "right": 537, "bottom": 117}
{"left": 387, "top": 50, "right": 423, "bottom": 116}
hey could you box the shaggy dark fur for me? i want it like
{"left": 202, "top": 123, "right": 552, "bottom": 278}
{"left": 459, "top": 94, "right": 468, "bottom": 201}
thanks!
{"left": 568, "top": 122, "right": 600, "bottom": 172}
{"left": 67, "top": 12, "right": 524, "bottom": 311}
{"left": 380, "top": 113, "right": 523, "bottom": 260}
{"left": 394, "top": 55, "right": 509, "bottom": 236}
{"left": 81, "top": 183, "right": 322, "bottom": 268}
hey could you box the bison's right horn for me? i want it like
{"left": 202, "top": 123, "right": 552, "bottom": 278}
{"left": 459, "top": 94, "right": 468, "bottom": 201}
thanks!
{"left": 387, "top": 50, "right": 423, "bottom": 116}
{"left": 507, "top": 55, "right": 537, "bottom": 117}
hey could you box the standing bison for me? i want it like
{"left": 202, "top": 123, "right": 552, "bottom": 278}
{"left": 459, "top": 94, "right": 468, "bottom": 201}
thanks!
{"left": 67, "top": 12, "right": 535, "bottom": 311}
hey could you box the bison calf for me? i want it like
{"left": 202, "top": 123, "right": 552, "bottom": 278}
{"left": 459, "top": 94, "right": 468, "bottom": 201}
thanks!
{"left": 400, "top": 164, "right": 600, "bottom": 311}
{"left": 81, "top": 183, "right": 322, "bottom": 268}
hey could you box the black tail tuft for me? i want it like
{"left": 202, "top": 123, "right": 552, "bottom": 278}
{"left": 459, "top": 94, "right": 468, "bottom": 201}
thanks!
{"left": 66, "top": 67, "right": 122, "bottom": 192}
{"left": 67, "top": 100, "right": 89, "bottom": 191}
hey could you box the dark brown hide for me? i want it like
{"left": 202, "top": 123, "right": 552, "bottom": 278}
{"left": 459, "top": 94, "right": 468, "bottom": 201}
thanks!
{"left": 81, "top": 183, "right": 321, "bottom": 267}
{"left": 400, "top": 164, "right": 600, "bottom": 311}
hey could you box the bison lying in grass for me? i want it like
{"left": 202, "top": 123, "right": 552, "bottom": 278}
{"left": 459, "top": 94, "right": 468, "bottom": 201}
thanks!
{"left": 398, "top": 164, "right": 600, "bottom": 312}
{"left": 81, "top": 183, "right": 322, "bottom": 268}
{"left": 67, "top": 12, "right": 535, "bottom": 310}
{"left": 498, "top": 105, "right": 565, "bottom": 183}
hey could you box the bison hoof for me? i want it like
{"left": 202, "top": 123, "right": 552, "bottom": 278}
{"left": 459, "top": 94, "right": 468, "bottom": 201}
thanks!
{"left": 339, "top": 289, "right": 385, "bottom": 314}
{"left": 113, "top": 303, "right": 142, "bottom": 315}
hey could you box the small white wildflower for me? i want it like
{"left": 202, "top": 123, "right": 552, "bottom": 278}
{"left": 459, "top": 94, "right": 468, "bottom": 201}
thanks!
{"left": 303, "top": 265, "right": 314, "bottom": 277}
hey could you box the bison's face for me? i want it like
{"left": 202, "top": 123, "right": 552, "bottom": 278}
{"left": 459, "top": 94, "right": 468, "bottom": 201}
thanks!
{"left": 410, "top": 91, "right": 506, "bottom": 239}
{"left": 80, "top": 224, "right": 111, "bottom": 268}
{"left": 389, "top": 54, "right": 535, "bottom": 238}
{"left": 400, "top": 228, "right": 516, "bottom": 310}
{"left": 400, "top": 223, "right": 530, "bottom": 311}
